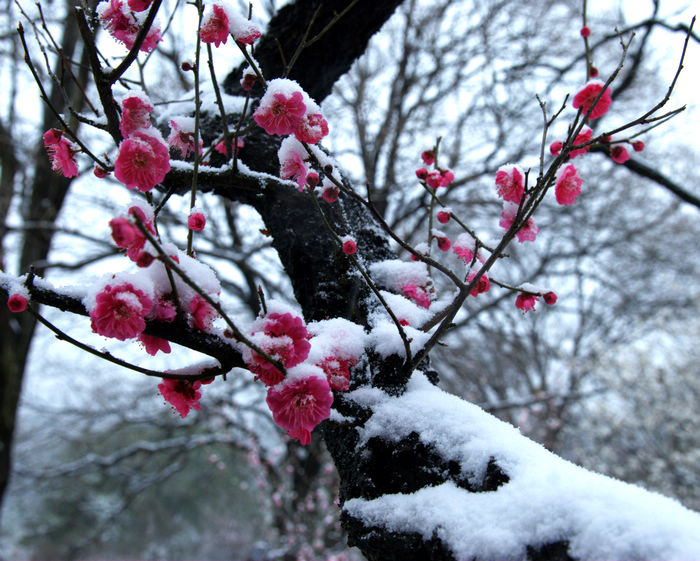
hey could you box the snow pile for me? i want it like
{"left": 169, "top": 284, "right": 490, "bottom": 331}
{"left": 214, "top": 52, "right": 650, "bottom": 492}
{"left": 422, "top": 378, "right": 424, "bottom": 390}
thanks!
{"left": 344, "top": 373, "right": 700, "bottom": 561}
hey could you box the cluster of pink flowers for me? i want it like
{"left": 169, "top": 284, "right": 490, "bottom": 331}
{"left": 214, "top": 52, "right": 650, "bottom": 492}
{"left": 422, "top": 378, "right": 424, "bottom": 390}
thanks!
{"left": 109, "top": 203, "right": 156, "bottom": 265}
{"left": 43, "top": 129, "right": 79, "bottom": 178}
{"left": 97, "top": 0, "right": 161, "bottom": 52}
{"left": 493, "top": 165, "right": 540, "bottom": 242}
{"left": 515, "top": 289, "right": 557, "bottom": 314}
{"left": 200, "top": 1, "right": 261, "bottom": 47}
{"left": 415, "top": 147, "right": 454, "bottom": 189}
{"left": 114, "top": 93, "right": 170, "bottom": 191}
{"left": 243, "top": 311, "right": 312, "bottom": 387}
{"left": 401, "top": 284, "right": 431, "bottom": 309}
{"left": 254, "top": 79, "right": 329, "bottom": 146}
{"left": 158, "top": 377, "right": 213, "bottom": 418}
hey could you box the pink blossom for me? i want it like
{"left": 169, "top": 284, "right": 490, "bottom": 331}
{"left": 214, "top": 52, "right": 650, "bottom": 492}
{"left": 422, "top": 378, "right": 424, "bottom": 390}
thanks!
{"left": 7, "top": 294, "right": 28, "bottom": 313}
{"left": 158, "top": 378, "right": 205, "bottom": 418}
{"left": 632, "top": 141, "right": 645, "bottom": 152}
{"left": 90, "top": 283, "right": 153, "bottom": 340}
{"left": 295, "top": 113, "right": 329, "bottom": 144}
{"left": 610, "top": 145, "right": 630, "bottom": 164}
{"left": 569, "top": 126, "right": 593, "bottom": 158}
{"left": 188, "top": 212, "right": 206, "bottom": 231}
{"left": 437, "top": 210, "right": 451, "bottom": 224}
{"left": 467, "top": 272, "right": 490, "bottom": 297}
{"left": 228, "top": 10, "right": 261, "bottom": 44}
{"left": 555, "top": 164, "right": 583, "bottom": 206}
{"left": 415, "top": 167, "right": 428, "bottom": 180}
{"left": 114, "top": 130, "right": 170, "bottom": 192}
{"left": 110, "top": 207, "right": 156, "bottom": 263}
{"left": 43, "top": 129, "right": 79, "bottom": 178}
{"left": 402, "top": 284, "right": 431, "bottom": 309}
{"left": 318, "top": 357, "right": 356, "bottom": 391}
{"left": 499, "top": 201, "right": 539, "bottom": 242}
{"left": 452, "top": 234, "right": 481, "bottom": 265}
{"left": 138, "top": 333, "right": 171, "bottom": 355}
{"left": 280, "top": 150, "right": 308, "bottom": 190}
{"left": 342, "top": 238, "right": 357, "bottom": 255}
{"left": 544, "top": 291, "right": 558, "bottom": 305}
{"left": 246, "top": 312, "right": 311, "bottom": 386}
{"left": 495, "top": 166, "right": 524, "bottom": 203}
{"left": 189, "top": 294, "right": 217, "bottom": 331}
{"left": 306, "top": 171, "right": 320, "bottom": 187}
{"left": 167, "top": 118, "right": 202, "bottom": 159}
{"left": 515, "top": 293, "right": 538, "bottom": 313}
{"left": 200, "top": 4, "right": 229, "bottom": 47}
{"left": 266, "top": 375, "right": 333, "bottom": 445}
{"left": 98, "top": 0, "right": 161, "bottom": 52}
{"left": 572, "top": 79, "right": 612, "bottom": 120}
{"left": 322, "top": 185, "right": 339, "bottom": 203}
{"left": 214, "top": 136, "right": 244, "bottom": 156}
{"left": 240, "top": 69, "right": 257, "bottom": 91}
{"left": 421, "top": 150, "right": 435, "bottom": 165}
{"left": 253, "top": 91, "right": 306, "bottom": 137}
{"left": 435, "top": 235, "right": 451, "bottom": 251}
{"left": 426, "top": 169, "right": 454, "bottom": 189}
{"left": 153, "top": 298, "right": 177, "bottom": 322}
{"left": 120, "top": 94, "right": 153, "bottom": 137}
{"left": 549, "top": 141, "right": 562, "bottom": 156}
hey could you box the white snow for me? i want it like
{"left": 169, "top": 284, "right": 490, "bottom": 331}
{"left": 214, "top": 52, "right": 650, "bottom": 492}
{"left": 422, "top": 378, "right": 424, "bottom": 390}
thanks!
{"left": 344, "top": 372, "right": 700, "bottom": 561}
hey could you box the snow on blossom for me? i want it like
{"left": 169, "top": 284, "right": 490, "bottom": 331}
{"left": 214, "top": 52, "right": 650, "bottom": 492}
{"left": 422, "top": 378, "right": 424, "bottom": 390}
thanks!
{"left": 426, "top": 169, "right": 454, "bottom": 189}
{"left": 97, "top": 0, "right": 161, "bottom": 52}
{"left": 188, "top": 210, "right": 206, "bottom": 231}
{"left": 555, "top": 164, "right": 583, "bottom": 206}
{"left": 376, "top": 290, "right": 432, "bottom": 328}
{"left": 495, "top": 165, "right": 525, "bottom": 203}
{"left": 138, "top": 333, "right": 171, "bottom": 355}
{"left": 158, "top": 377, "right": 206, "bottom": 418}
{"left": 569, "top": 125, "right": 593, "bottom": 158}
{"left": 114, "top": 129, "right": 170, "bottom": 191}
{"left": 87, "top": 278, "right": 154, "bottom": 341}
{"left": 7, "top": 294, "right": 28, "bottom": 313}
{"left": 610, "top": 145, "right": 630, "bottom": 164}
{"left": 226, "top": 5, "right": 261, "bottom": 44}
{"left": 119, "top": 92, "right": 153, "bottom": 137}
{"left": 200, "top": 3, "right": 230, "bottom": 47}
{"left": 452, "top": 233, "right": 485, "bottom": 264}
{"left": 240, "top": 65, "right": 257, "bottom": 91}
{"left": 572, "top": 79, "right": 612, "bottom": 120}
{"left": 167, "top": 117, "right": 202, "bottom": 159}
{"left": 515, "top": 292, "right": 538, "bottom": 313}
{"left": 432, "top": 229, "right": 451, "bottom": 251}
{"left": 254, "top": 80, "right": 307, "bottom": 136}
{"left": 342, "top": 236, "right": 357, "bottom": 255}
{"left": 307, "top": 318, "right": 366, "bottom": 391}
{"left": 499, "top": 201, "right": 539, "bottom": 242}
{"left": 242, "top": 301, "right": 311, "bottom": 386}
{"left": 43, "top": 129, "right": 78, "bottom": 178}
{"left": 266, "top": 365, "right": 333, "bottom": 445}
{"left": 401, "top": 284, "right": 431, "bottom": 309}
{"left": 295, "top": 112, "right": 329, "bottom": 144}
{"left": 370, "top": 259, "right": 431, "bottom": 294}
{"left": 278, "top": 136, "right": 309, "bottom": 189}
